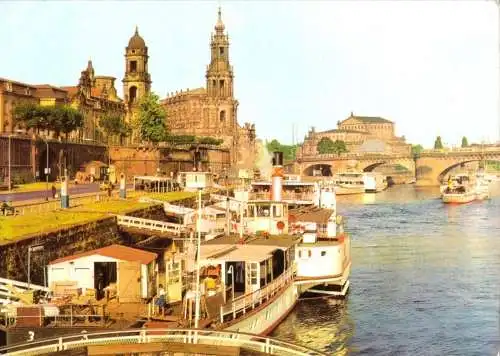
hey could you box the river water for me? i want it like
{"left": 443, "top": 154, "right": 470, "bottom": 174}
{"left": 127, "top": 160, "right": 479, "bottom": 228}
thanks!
{"left": 272, "top": 184, "right": 500, "bottom": 355}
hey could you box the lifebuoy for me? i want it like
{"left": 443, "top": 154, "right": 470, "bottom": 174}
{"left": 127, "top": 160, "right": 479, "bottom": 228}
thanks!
{"left": 277, "top": 221, "right": 285, "bottom": 230}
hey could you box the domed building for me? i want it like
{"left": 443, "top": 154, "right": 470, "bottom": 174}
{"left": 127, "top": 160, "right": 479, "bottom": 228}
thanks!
{"left": 298, "top": 112, "right": 411, "bottom": 157}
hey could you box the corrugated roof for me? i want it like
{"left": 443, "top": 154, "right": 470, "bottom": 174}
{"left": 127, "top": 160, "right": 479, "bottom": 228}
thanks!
{"left": 49, "top": 244, "right": 157, "bottom": 265}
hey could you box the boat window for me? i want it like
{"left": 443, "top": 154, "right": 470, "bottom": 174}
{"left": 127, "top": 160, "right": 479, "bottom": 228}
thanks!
{"left": 248, "top": 205, "right": 255, "bottom": 218}
{"left": 321, "top": 251, "right": 327, "bottom": 257}
{"left": 250, "top": 263, "right": 258, "bottom": 285}
{"left": 273, "top": 204, "right": 282, "bottom": 217}
{"left": 308, "top": 250, "right": 312, "bottom": 258}
{"left": 298, "top": 250, "right": 302, "bottom": 258}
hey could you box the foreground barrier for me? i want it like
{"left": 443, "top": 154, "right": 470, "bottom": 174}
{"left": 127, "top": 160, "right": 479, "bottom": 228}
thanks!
{"left": 0, "top": 328, "right": 327, "bottom": 355}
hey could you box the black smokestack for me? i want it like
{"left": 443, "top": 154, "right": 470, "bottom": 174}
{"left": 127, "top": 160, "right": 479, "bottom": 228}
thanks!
{"left": 272, "top": 152, "right": 283, "bottom": 167}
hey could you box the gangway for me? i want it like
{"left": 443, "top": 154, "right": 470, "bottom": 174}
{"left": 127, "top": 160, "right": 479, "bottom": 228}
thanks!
{"left": 116, "top": 215, "right": 183, "bottom": 235}
{"left": 0, "top": 277, "right": 49, "bottom": 305}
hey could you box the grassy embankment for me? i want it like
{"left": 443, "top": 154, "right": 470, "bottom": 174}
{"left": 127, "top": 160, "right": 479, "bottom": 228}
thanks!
{"left": 0, "top": 191, "right": 198, "bottom": 244}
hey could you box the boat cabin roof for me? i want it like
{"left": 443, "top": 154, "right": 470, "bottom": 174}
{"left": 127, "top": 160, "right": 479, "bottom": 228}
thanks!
{"left": 200, "top": 244, "right": 284, "bottom": 263}
{"left": 134, "top": 176, "right": 173, "bottom": 182}
{"left": 251, "top": 181, "right": 315, "bottom": 187}
{"left": 203, "top": 234, "right": 300, "bottom": 249}
{"left": 289, "top": 206, "right": 334, "bottom": 224}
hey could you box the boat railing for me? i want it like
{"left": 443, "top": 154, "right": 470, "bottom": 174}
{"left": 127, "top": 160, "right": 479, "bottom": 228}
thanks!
{"left": 0, "top": 328, "right": 327, "bottom": 355}
{"left": 249, "top": 192, "right": 315, "bottom": 201}
{"left": 116, "top": 215, "right": 183, "bottom": 235}
{"left": 219, "top": 265, "right": 296, "bottom": 324}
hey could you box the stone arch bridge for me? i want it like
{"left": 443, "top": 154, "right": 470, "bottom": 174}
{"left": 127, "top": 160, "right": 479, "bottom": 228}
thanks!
{"left": 294, "top": 148, "right": 500, "bottom": 186}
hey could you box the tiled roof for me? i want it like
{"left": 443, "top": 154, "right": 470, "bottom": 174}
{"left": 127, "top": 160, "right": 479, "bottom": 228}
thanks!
{"left": 0, "top": 77, "right": 38, "bottom": 88}
{"left": 61, "top": 86, "right": 79, "bottom": 97}
{"left": 49, "top": 244, "right": 157, "bottom": 265}
{"left": 33, "top": 84, "right": 67, "bottom": 92}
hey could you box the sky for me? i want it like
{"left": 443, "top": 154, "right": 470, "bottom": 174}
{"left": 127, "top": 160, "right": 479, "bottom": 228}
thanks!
{"left": 1, "top": 0, "right": 499, "bottom": 148}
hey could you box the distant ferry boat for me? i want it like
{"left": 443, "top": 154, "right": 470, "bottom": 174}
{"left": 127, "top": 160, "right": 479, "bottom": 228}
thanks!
{"left": 331, "top": 171, "right": 365, "bottom": 195}
{"left": 362, "top": 172, "right": 388, "bottom": 193}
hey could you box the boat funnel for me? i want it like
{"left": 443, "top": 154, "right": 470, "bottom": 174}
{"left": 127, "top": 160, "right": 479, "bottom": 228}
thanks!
{"left": 271, "top": 151, "right": 284, "bottom": 202}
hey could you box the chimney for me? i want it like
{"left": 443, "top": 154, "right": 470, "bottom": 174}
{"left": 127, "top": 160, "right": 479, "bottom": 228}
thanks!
{"left": 271, "top": 152, "right": 284, "bottom": 201}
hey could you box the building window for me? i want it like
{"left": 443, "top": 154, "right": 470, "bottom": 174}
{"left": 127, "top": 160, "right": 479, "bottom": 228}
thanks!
{"left": 219, "top": 80, "right": 224, "bottom": 89}
{"left": 130, "top": 60, "right": 137, "bottom": 72}
{"left": 129, "top": 86, "right": 137, "bottom": 103}
{"left": 219, "top": 110, "right": 226, "bottom": 122}
{"left": 219, "top": 47, "right": 224, "bottom": 55}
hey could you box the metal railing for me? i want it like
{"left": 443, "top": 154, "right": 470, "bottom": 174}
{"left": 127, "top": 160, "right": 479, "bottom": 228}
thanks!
{"left": 248, "top": 192, "right": 316, "bottom": 202}
{"left": 0, "top": 328, "right": 327, "bottom": 355}
{"left": 220, "top": 265, "right": 296, "bottom": 323}
{"left": 116, "top": 215, "right": 183, "bottom": 235}
{"left": 7, "top": 191, "right": 121, "bottom": 216}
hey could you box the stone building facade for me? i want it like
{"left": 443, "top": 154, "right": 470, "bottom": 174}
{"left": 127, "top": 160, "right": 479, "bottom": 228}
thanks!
{"left": 1, "top": 9, "right": 254, "bottom": 173}
{"left": 298, "top": 112, "right": 411, "bottom": 157}
{"left": 161, "top": 9, "right": 256, "bottom": 169}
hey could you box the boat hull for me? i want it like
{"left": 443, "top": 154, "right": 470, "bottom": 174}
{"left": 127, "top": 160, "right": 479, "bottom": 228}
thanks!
{"left": 441, "top": 193, "right": 475, "bottom": 204}
{"left": 222, "top": 283, "right": 298, "bottom": 336}
{"left": 334, "top": 186, "right": 365, "bottom": 195}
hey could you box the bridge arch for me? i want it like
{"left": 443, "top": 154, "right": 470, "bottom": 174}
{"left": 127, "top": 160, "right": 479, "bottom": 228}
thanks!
{"left": 437, "top": 159, "right": 500, "bottom": 182}
{"left": 302, "top": 164, "right": 333, "bottom": 177}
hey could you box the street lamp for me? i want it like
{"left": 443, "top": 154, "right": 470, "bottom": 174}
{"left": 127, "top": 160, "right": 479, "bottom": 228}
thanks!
{"left": 44, "top": 139, "right": 50, "bottom": 201}
{"left": 194, "top": 187, "right": 203, "bottom": 329}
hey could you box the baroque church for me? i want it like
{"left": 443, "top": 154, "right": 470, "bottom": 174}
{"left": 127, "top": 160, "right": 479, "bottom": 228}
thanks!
{"left": 0, "top": 8, "right": 256, "bottom": 169}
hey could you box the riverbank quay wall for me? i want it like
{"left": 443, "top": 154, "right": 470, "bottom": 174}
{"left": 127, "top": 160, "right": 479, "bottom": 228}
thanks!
{"left": 0, "top": 135, "right": 231, "bottom": 185}
{"left": 110, "top": 144, "right": 231, "bottom": 178}
{"left": 0, "top": 195, "right": 204, "bottom": 284}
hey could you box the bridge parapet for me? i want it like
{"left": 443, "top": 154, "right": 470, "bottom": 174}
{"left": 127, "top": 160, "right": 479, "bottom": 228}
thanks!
{"left": 298, "top": 152, "right": 411, "bottom": 161}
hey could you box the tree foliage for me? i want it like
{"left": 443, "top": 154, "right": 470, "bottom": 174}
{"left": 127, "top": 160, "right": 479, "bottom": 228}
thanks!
{"left": 162, "top": 135, "right": 223, "bottom": 146}
{"left": 434, "top": 136, "right": 444, "bottom": 149}
{"left": 136, "top": 92, "right": 168, "bottom": 144}
{"left": 411, "top": 144, "right": 424, "bottom": 156}
{"left": 99, "top": 114, "right": 131, "bottom": 144}
{"left": 316, "top": 137, "right": 348, "bottom": 155}
{"left": 265, "top": 139, "right": 299, "bottom": 161}
{"left": 461, "top": 136, "right": 468, "bottom": 148}
{"left": 14, "top": 103, "right": 84, "bottom": 139}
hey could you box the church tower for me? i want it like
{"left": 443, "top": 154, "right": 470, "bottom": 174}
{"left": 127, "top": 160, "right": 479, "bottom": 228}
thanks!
{"left": 123, "top": 26, "right": 151, "bottom": 110}
{"left": 205, "top": 7, "right": 237, "bottom": 134}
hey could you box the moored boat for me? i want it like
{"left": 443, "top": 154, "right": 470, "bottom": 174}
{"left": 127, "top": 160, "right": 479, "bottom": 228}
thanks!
{"left": 362, "top": 172, "right": 388, "bottom": 193}
{"left": 331, "top": 171, "right": 365, "bottom": 195}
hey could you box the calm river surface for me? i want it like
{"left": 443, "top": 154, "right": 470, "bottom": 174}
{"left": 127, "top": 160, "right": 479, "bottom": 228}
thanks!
{"left": 272, "top": 184, "right": 500, "bottom": 355}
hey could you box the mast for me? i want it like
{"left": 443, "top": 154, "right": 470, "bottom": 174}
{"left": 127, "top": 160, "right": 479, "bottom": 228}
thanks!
{"left": 194, "top": 188, "right": 202, "bottom": 328}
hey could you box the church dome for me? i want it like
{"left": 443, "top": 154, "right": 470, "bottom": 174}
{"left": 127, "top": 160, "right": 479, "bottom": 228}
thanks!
{"left": 128, "top": 26, "right": 146, "bottom": 49}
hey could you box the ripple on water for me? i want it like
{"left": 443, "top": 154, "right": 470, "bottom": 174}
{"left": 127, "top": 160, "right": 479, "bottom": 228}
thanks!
{"left": 271, "top": 187, "right": 500, "bottom": 355}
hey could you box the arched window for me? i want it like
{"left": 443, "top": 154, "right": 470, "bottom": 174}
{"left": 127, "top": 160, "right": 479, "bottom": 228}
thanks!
{"left": 220, "top": 110, "right": 226, "bottom": 122}
{"left": 129, "top": 86, "right": 137, "bottom": 103}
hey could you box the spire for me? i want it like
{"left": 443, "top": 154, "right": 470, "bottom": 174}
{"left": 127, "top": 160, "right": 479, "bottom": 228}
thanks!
{"left": 135, "top": 25, "right": 139, "bottom": 35}
{"left": 215, "top": 6, "right": 225, "bottom": 32}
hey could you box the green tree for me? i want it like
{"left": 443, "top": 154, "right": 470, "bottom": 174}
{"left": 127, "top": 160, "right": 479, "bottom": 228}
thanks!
{"left": 99, "top": 114, "right": 131, "bottom": 144}
{"left": 434, "top": 136, "right": 443, "bottom": 149}
{"left": 316, "top": 138, "right": 348, "bottom": 155}
{"left": 411, "top": 144, "right": 424, "bottom": 156}
{"left": 265, "top": 139, "right": 299, "bottom": 161}
{"left": 136, "top": 92, "right": 168, "bottom": 144}
{"left": 14, "top": 104, "right": 83, "bottom": 139}
{"left": 332, "top": 140, "right": 348, "bottom": 155}
{"left": 461, "top": 136, "right": 468, "bottom": 148}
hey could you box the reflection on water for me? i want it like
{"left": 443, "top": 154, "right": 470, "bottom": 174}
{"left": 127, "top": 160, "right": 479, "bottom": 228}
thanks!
{"left": 272, "top": 184, "right": 500, "bottom": 355}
